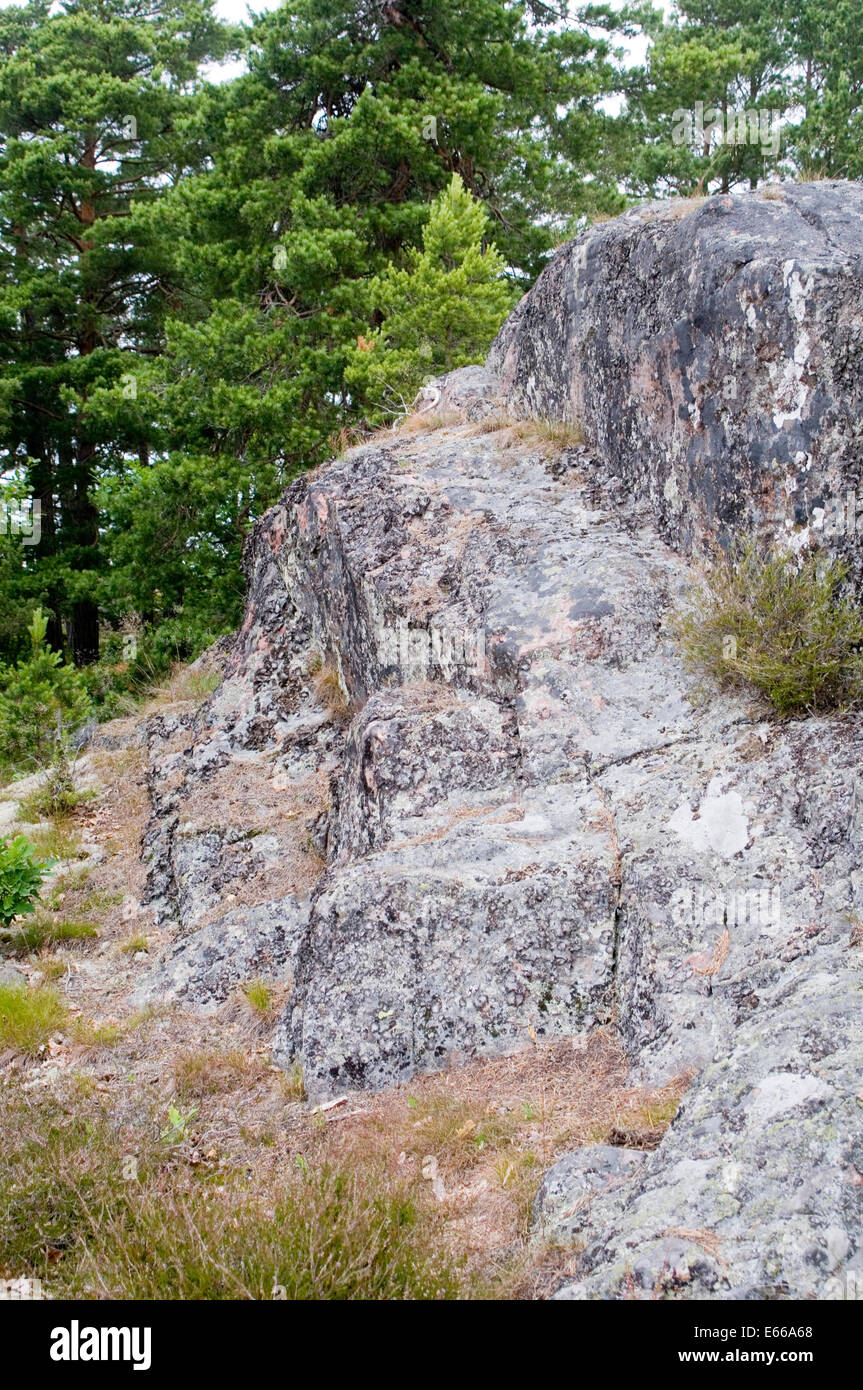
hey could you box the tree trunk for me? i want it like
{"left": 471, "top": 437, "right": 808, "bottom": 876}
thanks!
{"left": 71, "top": 598, "right": 100, "bottom": 666}
{"left": 67, "top": 133, "right": 101, "bottom": 665}
{"left": 66, "top": 437, "right": 100, "bottom": 665}
{"left": 26, "top": 432, "right": 65, "bottom": 650}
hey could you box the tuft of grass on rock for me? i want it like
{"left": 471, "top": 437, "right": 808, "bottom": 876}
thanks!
{"left": 279, "top": 1061, "right": 306, "bottom": 1102}
{"left": 144, "top": 663, "right": 221, "bottom": 712}
{"left": 674, "top": 540, "right": 863, "bottom": 716}
{"left": 311, "top": 661, "right": 350, "bottom": 720}
{"left": 244, "top": 978, "right": 275, "bottom": 1017}
{"left": 395, "top": 409, "right": 463, "bottom": 436}
{"left": 118, "top": 933, "right": 148, "bottom": 955}
{"left": 6, "top": 915, "right": 97, "bottom": 956}
{"left": 174, "top": 1047, "right": 266, "bottom": 1100}
{"left": 0, "top": 982, "right": 68, "bottom": 1053}
{"left": 466, "top": 413, "right": 584, "bottom": 455}
{"left": 73, "top": 1007, "right": 155, "bottom": 1050}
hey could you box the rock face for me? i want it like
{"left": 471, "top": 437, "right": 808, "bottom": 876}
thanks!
{"left": 489, "top": 181, "right": 863, "bottom": 579}
{"left": 134, "top": 183, "right": 863, "bottom": 1299}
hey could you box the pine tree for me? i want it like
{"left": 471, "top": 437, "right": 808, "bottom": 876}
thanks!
{"left": 345, "top": 175, "right": 515, "bottom": 422}
{"left": 0, "top": 0, "right": 231, "bottom": 663}
{"left": 784, "top": 0, "right": 863, "bottom": 178}
{"left": 0, "top": 608, "right": 91, "bottom": 773}
{"left": 99, "top": 1, "right": 623, "bottom": 638}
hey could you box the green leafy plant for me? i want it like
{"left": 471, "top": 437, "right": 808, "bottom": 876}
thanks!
{"left": 674, "top": 541, "right": 863, "bottom": 716}
{"left": 160, "top": 1102, "right": 199, "bottom": 1146}
{"left": 0, "top": 834, "right": 49, "bottom": 928}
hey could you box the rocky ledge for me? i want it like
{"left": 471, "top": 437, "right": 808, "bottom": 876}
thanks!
{"left": 489, "top": 179, "right": 863, "bottom": 580}
{"left": 132, "top": 184, "right": 863, "bottom": 1299}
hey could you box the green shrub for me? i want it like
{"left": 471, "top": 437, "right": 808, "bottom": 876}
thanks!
{"left": 674, "top": 541, "right": 863, "bottom": 716}
{"left": 0, "top": 834, "right": 49, "bottom": 927}
{"left": 0, "top": 609, "right": 91, "bottom": 776}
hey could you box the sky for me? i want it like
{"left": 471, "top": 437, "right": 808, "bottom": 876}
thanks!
{"left": 215, "top": 0, "right": 278, "bottom": 17}
{"left": 0, "top": 0, "right": 670, "bottom": 30}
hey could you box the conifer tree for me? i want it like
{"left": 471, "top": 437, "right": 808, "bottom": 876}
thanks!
{"left": 0, "top": 0, "right": 231, "bottom": 662}
{"left": 345, "top": 175, "right": 515, "bottom": 422}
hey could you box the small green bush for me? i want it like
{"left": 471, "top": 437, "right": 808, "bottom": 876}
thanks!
{"left": 0, "top": 834, "right": 49, "bottom": 927}
{"left": 344, "top": 175, "right": 516, "bottom": 426}
{"left": 0, "top": 609, "right": 91, "bottom": 776}
{"left": 674, "top": 541, "right": 863, "bottom": 716}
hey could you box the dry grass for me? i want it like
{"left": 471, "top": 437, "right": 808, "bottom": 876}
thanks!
{"left": 0, "top": 1086, "right": 459, "bottom": 1300}
{"left": 327, "top": 412, "right": 464, "bottom": 454}
{"left": 174, "top": 1047, "right": 268, "bottom": 1100}
{"left": 0, "top": 1006, "right": 690, "bottom": 1298}
{"left": 138, "top": 662, "right": 221, "bottom": 716}
{"left": 464, "top": 413, "right": 584, "bottom": 455}
{"left": 331, "top": 404, "right": 585, "bottom": 464}
{"left": 661, "top": 195, "right": 708, "bottom": 219}
{"left": 311, "top": 660, "right": 351, "bottom": 720}
{"left": 328, "top": 423, "right": 374, "bottom": 456}
{"left": 393, "top": 409, "right": 464, "bottom": 436}
{"left": 758, "top": 183, "right": 787, "bottom": 201}
{"left": 300, "top": 1032, "right": 690, "bottom": 1291}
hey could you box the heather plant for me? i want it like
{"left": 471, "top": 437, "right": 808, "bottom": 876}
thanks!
{"left": 675, "top": 541, "right": 863, "bottom": 716}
